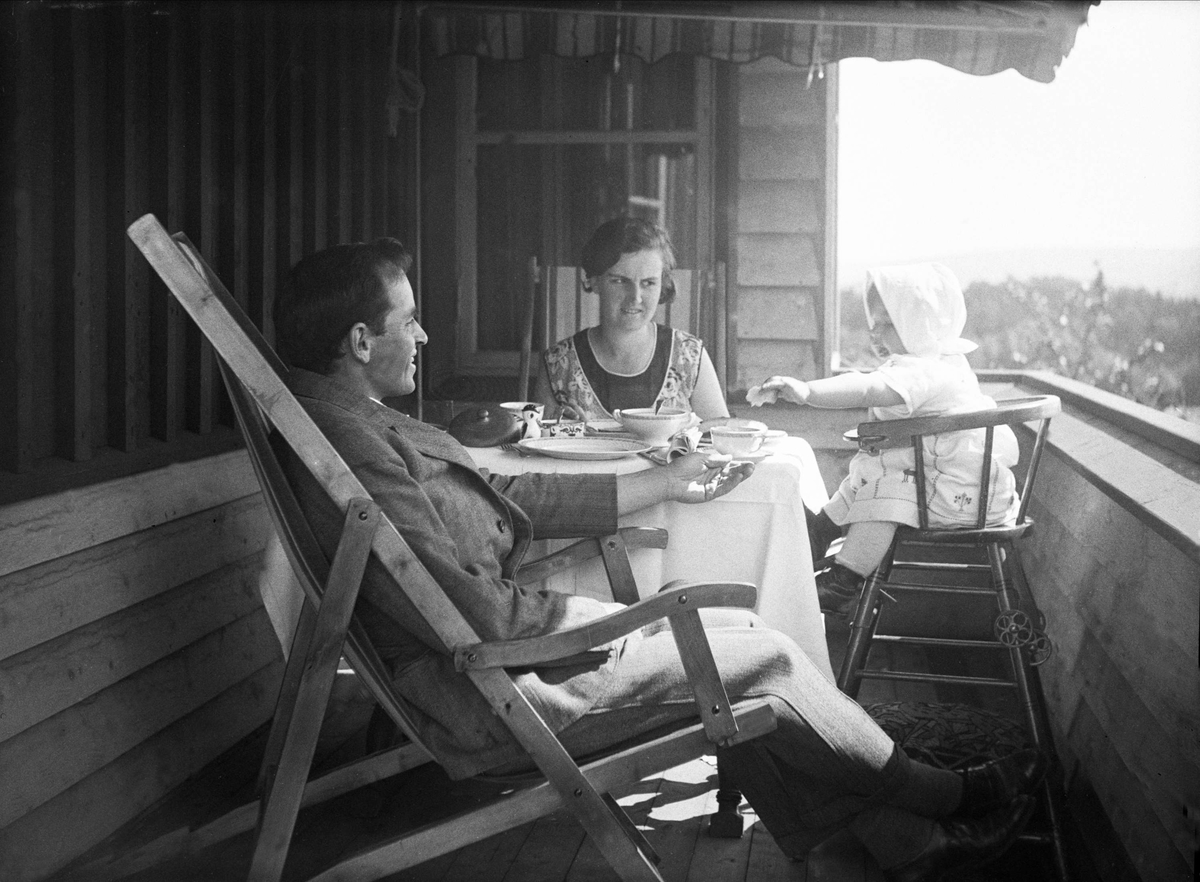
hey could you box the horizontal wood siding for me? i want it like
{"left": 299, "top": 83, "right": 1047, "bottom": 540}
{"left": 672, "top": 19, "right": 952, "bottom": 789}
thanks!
{"left": 731, "top": 60, "right": 829, "bottom": 392}
{"left": 0, "top": 3, "right": 420, "bottom": 878}
{"left": 1019, "top": 421, "right": 1200, "bottom": 881}
{"left": 0, "top": 452, "right": 279, "bottom": 881}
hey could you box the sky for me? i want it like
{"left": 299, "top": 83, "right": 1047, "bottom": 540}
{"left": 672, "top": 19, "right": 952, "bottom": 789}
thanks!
{"left": 836, "top": 0, "right": 1200, "bottom": 272}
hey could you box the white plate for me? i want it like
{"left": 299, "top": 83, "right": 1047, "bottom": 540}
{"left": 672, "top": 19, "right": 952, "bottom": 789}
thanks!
{"left": 517, "top": 437, "right": 653, "bottom": 460}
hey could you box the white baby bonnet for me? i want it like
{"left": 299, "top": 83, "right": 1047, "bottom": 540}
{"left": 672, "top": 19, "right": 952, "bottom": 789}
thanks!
{"left": 864, "top": 263, "right": 978, "bottom": 358}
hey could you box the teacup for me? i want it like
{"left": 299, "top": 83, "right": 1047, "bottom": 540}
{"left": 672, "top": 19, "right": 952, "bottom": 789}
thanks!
{"left": 709, "top": 425, "right": 766, "bottom": 456}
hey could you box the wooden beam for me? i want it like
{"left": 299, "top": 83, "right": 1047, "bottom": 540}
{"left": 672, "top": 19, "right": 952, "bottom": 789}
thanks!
{"left": 0, "top": 492, "right": 270, "bottom": 662}
{"left": 0, "top": 448, "right": 257, "bottom": 579}
{"left": 256, "top": 6, "right": 279, "bottom": 345}
{"left": 188, "top": 12, "right": 218, "bottom": 434}
{"left": 336, "top": 7, "right": 353, "bottom": 244}
{"left": 0, "top": 608, "right": 278, "bottom": 829}
{"left": 0, "top": 552, "right": 266, "bottom": 743}
{"left": 4, "top": 4, "right": 49, "bottom": 472}
{"left": 358, "top": 21, "right": 376, "bottom": 239}
{"left": 232, "top": 5, "right": 250, "bottom": 311}
{"left": 311, "top": 22, "right": 329, "bottom": 252}
{"left": 59, "top": 10, "right": 94, "bottom": 462}
{"left": 0, "top": 662, "right": 281, "bottom": 882}
{"left": 111, "top": 7, "right": 151, "bottom": 452}
{"left": 287, "top": 14, "right": 304, "bottom": 266}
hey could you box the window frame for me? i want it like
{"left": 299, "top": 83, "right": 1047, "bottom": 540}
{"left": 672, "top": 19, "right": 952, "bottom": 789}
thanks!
{"left": 451, "top": 55, "right": 716, "bottom": 376}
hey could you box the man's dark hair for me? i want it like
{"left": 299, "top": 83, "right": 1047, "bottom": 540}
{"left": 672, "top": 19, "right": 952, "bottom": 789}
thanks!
{"left": 580, "top": 216, "right": 678, "bottom": 305}
{"left": 275, "top": 238, "right": 413, "bottom": 374}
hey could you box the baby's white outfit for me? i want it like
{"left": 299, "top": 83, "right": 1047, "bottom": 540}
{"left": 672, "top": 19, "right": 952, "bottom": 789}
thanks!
{"left": 824, "top": 263, "right": 1019, "bottom": 532}
{"left": 823, "top": 353, "right": 1019, "bottom": 529}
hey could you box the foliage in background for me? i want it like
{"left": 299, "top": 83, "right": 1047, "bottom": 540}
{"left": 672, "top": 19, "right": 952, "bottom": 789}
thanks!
{"left": 839, "top": 271, "right": 1200, "bottom": 421}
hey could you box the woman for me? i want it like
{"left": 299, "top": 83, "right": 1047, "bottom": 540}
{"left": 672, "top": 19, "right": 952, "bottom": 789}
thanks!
{"left": 534, "top": 217, "right": 729, "bottom": 422}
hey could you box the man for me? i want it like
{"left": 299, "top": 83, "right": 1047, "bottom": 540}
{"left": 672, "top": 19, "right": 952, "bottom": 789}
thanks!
{"left": 275, "top": 238, "right": 1044, "bottom": 881}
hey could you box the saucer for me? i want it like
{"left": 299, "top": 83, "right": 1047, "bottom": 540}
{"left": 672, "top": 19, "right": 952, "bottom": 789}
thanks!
{"left": 728, "top": 450, "right": 770, "bottom": 464}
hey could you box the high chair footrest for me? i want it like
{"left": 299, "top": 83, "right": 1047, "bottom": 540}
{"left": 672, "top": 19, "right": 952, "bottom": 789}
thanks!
{"left": 855, "top": 670, "right": 1018, "bottom": 689}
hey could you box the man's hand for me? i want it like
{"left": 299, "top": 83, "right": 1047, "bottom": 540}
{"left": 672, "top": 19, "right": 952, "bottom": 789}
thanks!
{"left": 759, "top": 376, "right": 810, "bottom": 405}
{"left": 616, "top": 450, "right": 755, "bottom": 514}
{"left": 662, "top": 450, "right": 755, "bottom": 504}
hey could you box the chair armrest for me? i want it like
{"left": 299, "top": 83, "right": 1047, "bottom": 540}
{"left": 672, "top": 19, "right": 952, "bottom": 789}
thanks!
{"left": 515, "top": 527, "right": 668, "bottom": 587}
{"left": 453, "top": 581, "right": 755, "bottom": 672}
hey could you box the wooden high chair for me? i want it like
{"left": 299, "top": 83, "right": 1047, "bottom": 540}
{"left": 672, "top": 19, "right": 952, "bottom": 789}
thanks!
{"left": 834, "top": 395, "right": 1071, "bottom": 881}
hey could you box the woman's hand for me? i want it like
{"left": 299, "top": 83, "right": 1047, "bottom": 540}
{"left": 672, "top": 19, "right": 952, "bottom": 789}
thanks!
{"left": 661, "top": 450, "right": 755, "bottom": 504}
{"left": 759, "top": 376, "right": 811, "bottom": 405}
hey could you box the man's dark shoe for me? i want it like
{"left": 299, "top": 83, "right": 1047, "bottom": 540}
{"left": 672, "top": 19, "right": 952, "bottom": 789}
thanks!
{"left": 884, "top": 796, "right": 1036, "bottom": 882}
{"left": 956, "top": 748, "right": 1049, "bottom": 817}
{"left": 815, "top": 562, "right": 864, "bottom": 622}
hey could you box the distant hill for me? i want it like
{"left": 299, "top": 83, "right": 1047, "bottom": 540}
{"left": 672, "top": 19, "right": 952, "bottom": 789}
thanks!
{"left": 838, "top": 247, "right": 1200, "bottom": 300}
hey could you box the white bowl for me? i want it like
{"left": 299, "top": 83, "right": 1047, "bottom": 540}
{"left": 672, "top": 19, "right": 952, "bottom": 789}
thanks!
{"left": 709, "top": 425, "right": 767, "bottom": 456}
{"left": 613, "top": 407, "right": 693, "bottom": 446}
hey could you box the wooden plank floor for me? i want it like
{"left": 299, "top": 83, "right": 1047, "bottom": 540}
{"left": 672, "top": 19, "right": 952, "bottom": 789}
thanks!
{"left": 57, "top": 626, "right": 1041, "bottom": 882}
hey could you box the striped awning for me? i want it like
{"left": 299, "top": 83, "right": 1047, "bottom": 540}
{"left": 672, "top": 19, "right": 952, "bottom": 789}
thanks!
{"left": 425, "top": 1, "right": 1095, "bottom": 84}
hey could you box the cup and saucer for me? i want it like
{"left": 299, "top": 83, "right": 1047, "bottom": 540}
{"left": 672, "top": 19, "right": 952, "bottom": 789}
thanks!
{"left": 709, "top": 424, "right": 772, "bottom": 462}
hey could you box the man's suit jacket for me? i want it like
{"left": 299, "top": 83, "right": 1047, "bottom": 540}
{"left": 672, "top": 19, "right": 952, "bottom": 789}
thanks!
{"left": 286, "top": 368, "right": 636, "bottom": 778}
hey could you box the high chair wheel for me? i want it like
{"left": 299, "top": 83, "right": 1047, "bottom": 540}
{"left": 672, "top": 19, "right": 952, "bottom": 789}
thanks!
{"left": 1027, "top": 631, "right": 1053, "bottom": 665}
{"left": 994, "top": 610, "right": 1034, "bottom": 647}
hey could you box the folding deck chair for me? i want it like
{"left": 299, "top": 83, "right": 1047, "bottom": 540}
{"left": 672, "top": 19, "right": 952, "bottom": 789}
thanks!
{"left": 111, "top": 214, "right": 776, "bottom": 882}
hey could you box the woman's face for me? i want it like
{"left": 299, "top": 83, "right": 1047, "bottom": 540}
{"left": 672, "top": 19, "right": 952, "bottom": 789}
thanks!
{"left": 866, "top": 285, "right": 907, "bottom": 359}
{"left": 593, "top": 249, "right": 665, "bottom": 334}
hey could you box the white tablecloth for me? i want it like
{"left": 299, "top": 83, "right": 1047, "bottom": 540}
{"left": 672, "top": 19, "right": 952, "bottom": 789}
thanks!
{"left": 469, "top": 436, "right": 834, "bottom": 680}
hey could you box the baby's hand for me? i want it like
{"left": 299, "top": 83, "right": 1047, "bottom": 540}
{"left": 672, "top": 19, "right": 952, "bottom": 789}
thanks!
{"left": 745, "top": 383, "right": 777, "bottom": 407}
{"left": 758, "top": 376, "right": 810, "bottom": 406}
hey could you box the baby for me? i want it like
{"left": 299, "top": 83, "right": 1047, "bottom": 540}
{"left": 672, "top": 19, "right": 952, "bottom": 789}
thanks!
{"left": 749, "top": 263, "right": 1020, "bottom": 622}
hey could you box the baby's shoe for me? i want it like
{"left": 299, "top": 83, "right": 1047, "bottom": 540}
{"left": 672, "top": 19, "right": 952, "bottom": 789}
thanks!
{"left": 815, "top": 562, "right": 865, "bottom": 623}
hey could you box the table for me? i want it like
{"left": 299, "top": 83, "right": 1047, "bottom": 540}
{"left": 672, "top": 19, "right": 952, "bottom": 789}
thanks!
{"left": 469, "top": 436, "right": 834, "bottom": 680}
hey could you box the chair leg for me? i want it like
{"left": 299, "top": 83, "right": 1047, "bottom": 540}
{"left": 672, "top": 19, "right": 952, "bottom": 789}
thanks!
{"left": 248, "top": 500, "right": 380, "bottom": 882}
{"left": 988, "top": 543, "right": 1072, "bottom": 882}
{"left": 707, "top": 762, "right": 745, "bottom": 838}
{"left": 836, "top": 551, "right": 895, "bottom": 697}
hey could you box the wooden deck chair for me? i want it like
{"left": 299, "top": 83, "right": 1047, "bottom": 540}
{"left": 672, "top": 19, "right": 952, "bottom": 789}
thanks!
{"left": 118, "top": 214, "right": 776, "bottom": 882}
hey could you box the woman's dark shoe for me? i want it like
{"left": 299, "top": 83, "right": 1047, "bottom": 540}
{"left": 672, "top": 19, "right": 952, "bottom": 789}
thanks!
{"left": 815, "top": 562, "right": 864, "bottom": 622}
{"left": 884, "top": 795, "right": 1036, "bottom": 882}
{"left": 956, "top": 748, "right": 1048, "bottom": 817}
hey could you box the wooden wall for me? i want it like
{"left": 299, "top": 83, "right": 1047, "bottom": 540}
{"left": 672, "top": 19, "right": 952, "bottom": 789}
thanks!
{"left": 729, "top": 58, "right": 833, "bottom": 392}
{"left": 0, "top": 3, "right": 421, "bottom": 878}
{"left": 1018, "top": 401, "right": 1200, "bottom": 881}
{"left": 0, "top": 453, "right": 278, "bottom": 881}
{"left": 0, "top": 1, "right": 418, "bottom": 500}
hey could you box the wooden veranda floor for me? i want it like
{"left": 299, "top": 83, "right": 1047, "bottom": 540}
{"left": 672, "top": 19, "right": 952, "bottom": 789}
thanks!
{"left": 59, "top": 629, "right": 1075, "bottom": 882}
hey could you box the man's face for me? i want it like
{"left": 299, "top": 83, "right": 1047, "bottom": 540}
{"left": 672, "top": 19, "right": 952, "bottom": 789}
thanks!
{"left": 362, "top": 274, "right": 426, "bottom": 399}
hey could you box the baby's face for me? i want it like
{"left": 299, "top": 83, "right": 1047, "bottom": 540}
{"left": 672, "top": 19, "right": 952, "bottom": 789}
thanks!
{"left": 866, "top": 286, "right": 907, "bottom": 359}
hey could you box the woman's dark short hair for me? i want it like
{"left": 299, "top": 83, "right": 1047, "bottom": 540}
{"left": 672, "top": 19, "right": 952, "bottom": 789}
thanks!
{"left": 580, "top": 217, "right": 678, "bottom": 305}
{"left": 275, "top": 238, "right": 413, "bottom": 374}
